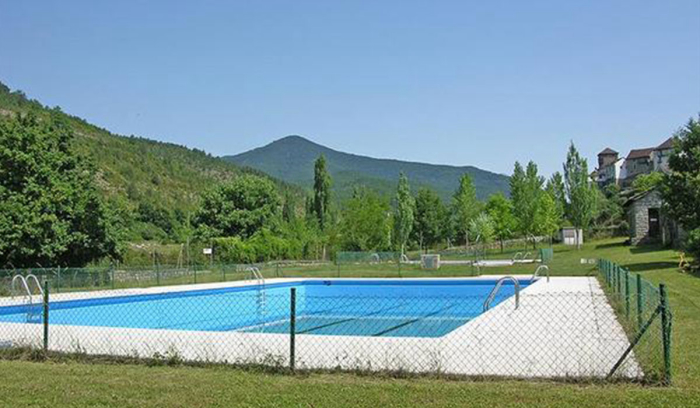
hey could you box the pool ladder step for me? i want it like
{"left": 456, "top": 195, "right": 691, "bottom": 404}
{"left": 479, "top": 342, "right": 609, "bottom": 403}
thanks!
{"left": 246, "top": 267, "right": 267, "bottom": 315}
{"left": 11, "top": 274, "right": 44, "bottom": 323}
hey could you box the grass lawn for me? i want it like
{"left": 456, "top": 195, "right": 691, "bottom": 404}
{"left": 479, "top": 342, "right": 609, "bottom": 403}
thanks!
{"left": 2, "top": 238, "right": 700, "bottom": 407}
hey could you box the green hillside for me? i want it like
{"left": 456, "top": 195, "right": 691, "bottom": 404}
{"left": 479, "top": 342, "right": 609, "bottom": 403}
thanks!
{"left": 0, "top": 81, "right": 300, "bottom": 242}
{"left": 224, "top": 135, "right": 510, "bottom": 201}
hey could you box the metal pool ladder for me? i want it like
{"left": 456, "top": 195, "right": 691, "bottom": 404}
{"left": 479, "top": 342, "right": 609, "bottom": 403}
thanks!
{"left": 246, "top": 267, "right": 267, "bottom": 314}
{"left": 483, "top": 276, "right": 520, "bottom": 312}
{"left": 532, "top": 265, "right": 550, "bottom": 282}
{"left": 11, "top": 274, "right": 43, "bottom": 322}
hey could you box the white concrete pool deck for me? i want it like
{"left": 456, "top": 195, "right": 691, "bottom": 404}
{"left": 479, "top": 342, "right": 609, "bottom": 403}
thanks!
{"left": 0, "top": 276, "right": 641, "bottom": 379}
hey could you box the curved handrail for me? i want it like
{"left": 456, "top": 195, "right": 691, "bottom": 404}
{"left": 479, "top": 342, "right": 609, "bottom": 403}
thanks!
{"left": 483, "top": 276, "right": 520, "bottom": 312}
{"left": 370, "top": 253, "right": 380, "bottom": 263}
{"left": 511, "top": 252, "right": 523, "bottom": 262}
{"left": 11, "top": 275, "right": 32, "bottom": 305}
{"left": 522, "top": 252, "right": 531, "bottom": 261}
{"left": 400, "top": 254, "right": 409, "bottom": 263}
{"left": 532, "top": 265, "right": 550, "bottom": 283}
{"left": 25, "top": 274, "right": 44, "bottom": 297}
{"left": 246, "top": 267, "right": 264, "bottom": 285}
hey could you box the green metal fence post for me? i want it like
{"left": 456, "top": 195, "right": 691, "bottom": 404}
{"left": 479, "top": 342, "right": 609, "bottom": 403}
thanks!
{"left": 110, "top": 264, "right": 115, "bottom": 290}
{"left": 56, "top": 266, "right": 61, "bottom": 293}
{"left": 43, "top": 280, "right": 49, "bottom": 352}
{"left": 290, "top": 287, "right": 296, "bottom": 372}
{"left": 625, "top": 269, "right": 630, "bottom": 320}
{"left": 660, "top": 283, "right": 672, "bottom": 384}
{"left": 636, "top": 273, "right": 643, "bottom": 329}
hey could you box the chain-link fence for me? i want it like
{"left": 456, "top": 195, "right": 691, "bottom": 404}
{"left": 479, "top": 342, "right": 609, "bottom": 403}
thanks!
{"left": 0, "top": 265, "right": 671, "bottom": 384}
{"left": 597, "top": 259, "right": 672, "bottom": 384}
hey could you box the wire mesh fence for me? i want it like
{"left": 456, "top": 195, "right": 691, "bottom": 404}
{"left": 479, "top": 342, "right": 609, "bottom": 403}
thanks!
{"left": 597, "top": 259, "right": 672, "bottom": 384}
{"left": 0, "top": 264, "right": 672, "bottom": 384}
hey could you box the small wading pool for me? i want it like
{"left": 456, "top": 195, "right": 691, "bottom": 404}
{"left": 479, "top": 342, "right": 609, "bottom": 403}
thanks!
{"left": 0, "top": 278, "right": 531, "bottom": 338}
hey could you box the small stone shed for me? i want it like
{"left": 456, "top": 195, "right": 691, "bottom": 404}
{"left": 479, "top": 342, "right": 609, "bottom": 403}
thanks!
{"left": 624, "top": 189, "right": 684, "bottom": 246}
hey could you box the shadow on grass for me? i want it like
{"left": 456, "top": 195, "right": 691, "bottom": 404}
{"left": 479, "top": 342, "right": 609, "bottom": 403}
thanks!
{"left": 629, "top": 244, "right": 669, "bottom": 254}
{"left": 595, "top": 241, "right": 627, "bottom": 250}
{"left": 624, "top": 262, "right": 678, "bottom": 273}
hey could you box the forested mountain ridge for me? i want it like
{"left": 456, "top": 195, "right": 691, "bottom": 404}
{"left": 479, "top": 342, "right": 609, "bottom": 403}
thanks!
{"left": 224, "top": 135, "right": 510, "bottom": 202}
{"left": 0, "top": 81, "right": 301, "bottom": 242}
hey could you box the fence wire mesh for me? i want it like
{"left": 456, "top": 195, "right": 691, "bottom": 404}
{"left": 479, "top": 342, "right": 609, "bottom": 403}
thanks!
{"left": 0, "top": 259, "right": 671, "bottom": 384}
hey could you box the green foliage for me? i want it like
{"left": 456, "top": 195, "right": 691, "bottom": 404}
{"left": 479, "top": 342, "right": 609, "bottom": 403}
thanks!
{"left": 633, "top": 172, "right": 664, "bottom": 193}
{"left": 534, "top": 192, "right": 562, "bottom": 239}
{"left": 485, "top": 193, "right": 517, "bottom": 247}
{"left": 661, "top": 117, "right": 700, "bottom": 267}
{"left": 592, "top": 184, "right": 627, "bottom": 237}
{"left": 192, "top": 175, "right": 281, "bottom": 239}
{"left": 0, "top": 113, "right": 120, "bottom": 267}
{"left": 0, "top": 81, "right": 302, "bottom": 243}
{"left": 546, "top": 172, "right": 567, "bottom": 220}
{"left": 340, "top": 188, "right": 392, "bottom": 251}
{"left": 212, "top": 229, "right": 304, "bottom": 264}
{"left": 312, "top": 154, "right": 332, "bottom": 229}
{"left": 451, "top": 173, "right": 481, "bottom": 245}
{"left": 564, "top": 143, "right": 597, "bottom": 247}
{"left": 224, "top": 135, "right": 510, "bottom": 202}
{"left": 510, "top": 161, "right": 544, "bottom": 237}
{"left": 412, "top": 188, "right": 447, "bottom": 249}
{"left": 393, "top": 173, "right": 414, "bottom": 253}
{"left": 468, "top": 213, "right": 495, "bottom": 244}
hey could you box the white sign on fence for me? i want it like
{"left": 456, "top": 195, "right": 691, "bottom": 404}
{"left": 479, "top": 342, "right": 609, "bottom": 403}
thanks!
{"left": 203, "top": 248, "right": 213, "bottom": 255}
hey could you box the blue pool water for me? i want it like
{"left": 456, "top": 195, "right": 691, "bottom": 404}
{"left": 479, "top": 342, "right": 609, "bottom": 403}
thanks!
{"left": 0, "top": 279, "right": 530, "bottom": 338}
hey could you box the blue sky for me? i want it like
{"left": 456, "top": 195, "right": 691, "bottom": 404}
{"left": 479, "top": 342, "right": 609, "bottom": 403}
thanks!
{"left": 1, "top": 1, "right": 698, "bottom": 176}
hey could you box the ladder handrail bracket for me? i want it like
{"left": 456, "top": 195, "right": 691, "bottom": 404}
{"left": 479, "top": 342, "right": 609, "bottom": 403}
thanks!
{"left": 483, "top": 276, "right": 520, "bottom": 312}
{"left": 532, "top": 265, "right": 550, "bottom": 283}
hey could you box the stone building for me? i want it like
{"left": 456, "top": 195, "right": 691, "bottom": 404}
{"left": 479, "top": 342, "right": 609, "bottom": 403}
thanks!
{"left": 624, "top": 188, "right": 684, "bottom": 246}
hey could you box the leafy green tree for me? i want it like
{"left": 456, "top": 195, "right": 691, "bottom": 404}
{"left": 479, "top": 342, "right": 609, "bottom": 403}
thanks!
{"left": 0, "top": 113, "right": 120, "bottom": 267}
{"left": 633, "top": 172, "right": 664, "bottom": 193}
{"left": 485, "top": 193, "right": 517, "bottom": 252}
{"left": 412, "top": 188, "right": 445, "bottom": 250}
{"left": 452, "top": 174, "right": 480, "bottom": 246}
{"left": 661, "top": 117, "right": 700, "bottom": 268}
{"left": 340, "top": 187, "right": 392, "bottom": 251}
{"left": 469, "top": 212, "right": 495, "bottom": 244}
{"left": 593, "top": 184, "right": 627, "bottom": 237}
{"left": 313, "top": 155, "right": 332, "bottom": 229}
{"left": 534, "top": 192, "right": 562, "bottom": 242}
{"left": 192, "top": 174, "right": 280, "bottom": 239}
{"left": 393, "top": 173, "right": 414, "bottom": 254}
{"left": 563, "top": 142, "right": 597, "bottom": 248}
{"left": 511, "top": 161, "right": 544, "bottom": 240}
{"left": 546, "top": 172, "right": 567, "bottom": 221}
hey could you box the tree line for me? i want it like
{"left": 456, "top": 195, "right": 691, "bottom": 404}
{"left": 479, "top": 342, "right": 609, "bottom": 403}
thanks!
{"left": 2, "top": 111, "right": 698, "bottom": 269}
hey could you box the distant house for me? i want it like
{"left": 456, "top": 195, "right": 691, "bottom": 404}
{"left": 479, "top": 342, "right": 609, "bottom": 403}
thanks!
{"left": 624, "top": 188, "right": 684, "bottom": 246}
{"left": 621, "top": 148, "right": 655, "bottom": 187}
{"left": 594, "top": 137, "right": 680, "bottom": 246}
{"left": 595, "top": 148, "right": 625, "bottom": 187}
{"left": 651, "top": 137, "right": 674, "bottom": 173}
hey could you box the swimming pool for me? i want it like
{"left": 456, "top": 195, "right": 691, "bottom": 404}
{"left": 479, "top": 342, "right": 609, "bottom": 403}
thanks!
{"left": 0, "top": 278, "right": 530, "bottom": 338}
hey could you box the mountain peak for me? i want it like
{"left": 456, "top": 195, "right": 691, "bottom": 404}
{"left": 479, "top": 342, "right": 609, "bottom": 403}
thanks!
{"left": 224, "top": 137, "right": 510, "bottom": 201}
